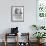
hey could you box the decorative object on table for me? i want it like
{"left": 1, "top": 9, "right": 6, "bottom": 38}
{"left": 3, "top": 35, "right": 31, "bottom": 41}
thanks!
{"left": 11, "top": 27, "right": 18, "bottom": 34}
{"left": 11, "top": 6, "right": 24, "bottom": 22}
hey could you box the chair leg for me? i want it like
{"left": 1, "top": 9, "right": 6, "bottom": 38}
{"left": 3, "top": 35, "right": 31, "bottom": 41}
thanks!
{"left": 4, "top": 41, "right": 7, "bottom": 46}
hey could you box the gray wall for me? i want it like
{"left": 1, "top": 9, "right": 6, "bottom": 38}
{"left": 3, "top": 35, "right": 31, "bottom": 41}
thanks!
{"left": 0, "top": 0, "right": 36, "bottom": 33}
{"left": 0, "top": 0, "right": 36, "bottom": 42}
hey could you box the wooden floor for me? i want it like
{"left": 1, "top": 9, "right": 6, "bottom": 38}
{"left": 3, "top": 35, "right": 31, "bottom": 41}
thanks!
{"left": 0, "top": 42, "right": 46, "bottom": 46}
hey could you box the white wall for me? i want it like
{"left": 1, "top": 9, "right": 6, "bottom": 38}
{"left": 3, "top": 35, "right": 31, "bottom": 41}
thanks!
{"left": 0, "top": 0, "right": 36, "bottom": 42}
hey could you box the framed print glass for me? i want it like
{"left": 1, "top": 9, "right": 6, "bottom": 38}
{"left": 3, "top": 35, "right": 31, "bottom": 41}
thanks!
{"left": 11, "top": 6, "right": 24, "bottom": 22}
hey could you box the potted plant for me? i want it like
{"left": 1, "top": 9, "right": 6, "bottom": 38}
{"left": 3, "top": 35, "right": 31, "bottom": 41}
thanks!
{"left": 32, "top": 25, "right": 39, "bottom": 30}
{"left": 32, "top": 24, "right": 45, "bottom": 30}
{"left": 33, "top": 32, "right": 46, "bottom": 43}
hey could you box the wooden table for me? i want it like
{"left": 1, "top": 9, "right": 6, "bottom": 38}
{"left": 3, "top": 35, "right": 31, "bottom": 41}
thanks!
{"left": 4, "top": 33, "right": 30, "bottom": 46}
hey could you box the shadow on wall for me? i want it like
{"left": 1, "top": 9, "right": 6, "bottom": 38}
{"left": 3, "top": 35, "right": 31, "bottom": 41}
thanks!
{"left": 2, "top": 28, "right": 11, "bottom": 34}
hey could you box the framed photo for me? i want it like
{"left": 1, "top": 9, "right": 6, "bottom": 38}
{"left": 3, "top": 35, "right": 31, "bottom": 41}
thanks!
{"left": 11, "top": 6, "right": 24, "bottom": 22}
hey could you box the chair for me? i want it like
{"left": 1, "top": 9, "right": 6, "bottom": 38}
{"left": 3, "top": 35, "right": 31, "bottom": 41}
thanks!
{"left": 18, "top": 33, "right": 30, "bottom": 46}
{"left": 4, "top": 33, "right": 18, "bottom": 46}
{"left": 4, "top": 27, "right": 19, "bottom": 46}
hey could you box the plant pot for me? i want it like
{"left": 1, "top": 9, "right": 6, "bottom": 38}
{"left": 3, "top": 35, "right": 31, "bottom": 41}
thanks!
{"left": 37, "top": 39, "right": 40, "bottom": 43}
{"left": 40, "top": 38, "right": 45, "bottom": 43}
{"left": 37, "top": 39, "right": 45, "bottom": 44}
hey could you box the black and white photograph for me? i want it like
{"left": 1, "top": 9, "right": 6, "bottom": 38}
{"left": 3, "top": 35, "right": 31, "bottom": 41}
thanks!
{"left": 11, "top": 6, "right": 24, "bottom": 22}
